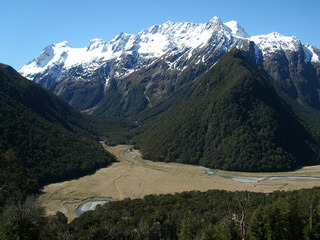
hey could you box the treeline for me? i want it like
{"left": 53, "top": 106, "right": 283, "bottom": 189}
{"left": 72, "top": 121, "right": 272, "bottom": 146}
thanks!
{"left": 2, "top": 188, "right": 320, "bottom": 239}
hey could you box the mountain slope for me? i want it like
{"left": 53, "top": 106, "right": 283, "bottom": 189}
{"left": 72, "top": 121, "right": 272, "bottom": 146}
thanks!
{"left": 0, "top": 64, "right": 116, "bottom": 204}
{"left": 135, "top": 50, "right": 320, "bottom": 172}
{"left": 18, "top": 17, "right": 249, "bottom": 111}
{"left": 19, "top": 18, "right": 320, "bottom": 126}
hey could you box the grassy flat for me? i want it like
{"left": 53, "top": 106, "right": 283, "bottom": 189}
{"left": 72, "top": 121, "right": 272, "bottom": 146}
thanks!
{"left": 39, "top": 143, "right": 320, "bottom": 221}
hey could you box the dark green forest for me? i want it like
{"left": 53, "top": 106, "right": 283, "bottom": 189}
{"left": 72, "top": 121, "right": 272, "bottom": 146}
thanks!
{"left": 2, "top": 188, "right": 320, "bottom": 239}
{"left": 135, "top": 49, "right": 320, "bottom": 172}
{"left": 69, "top": 188, "right": 320, "bottom": 240}
{"left": 0, "top": 64, "right": 138, "bottom": 209}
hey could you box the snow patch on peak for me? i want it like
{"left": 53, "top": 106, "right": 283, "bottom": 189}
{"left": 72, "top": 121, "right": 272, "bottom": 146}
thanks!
{"left": 18, "top": 17, "right": 238, "bottom": 82}
{"left": 54, "top": 41, "right": 72, "bottom": 48}
{"left": 208, "top": 16, "right": 222, "bottom": 25}
{"left": 164, "top": 20, "right": 174, "bottom": 26}
{"left": 135, "top": 19, "right": 224, "bottom": 57}
{"left": 303, "top": 44, "right": 320, "bottom": 63}
{"left": 206, "top": 16, "right": 223, "bottom": 29}
{"left": 20, "top": 17, "right": 319, "bottom": 87}
{"left": 112, "top": 32, "right": 130, "bottom": 42}
{"left": 19, "top": 43, "right": 57, "bottom": 77}
{"left": 36, "top": 45, "right": 55, "bottom": 67}
{"left": 250, "top": 32, "right": 300, "bottom": 56}
{"left": 224, "top": 21, "right": 250, "bottom": 38}
{"left": 260, "top": 32, "right": 298, "bottom": 44}
{"left": 87, "top": 39, "right": 107, "bottom": 52}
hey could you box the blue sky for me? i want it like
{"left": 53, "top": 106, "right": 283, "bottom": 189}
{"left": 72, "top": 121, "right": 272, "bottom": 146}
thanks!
{"left": 1, "top": 0, "right": 320, "bottom": 70}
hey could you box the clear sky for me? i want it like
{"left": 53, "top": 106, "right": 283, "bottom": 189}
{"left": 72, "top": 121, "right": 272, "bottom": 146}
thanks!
{"left": 1, "top": 0, "right": 320, "bottom": 70}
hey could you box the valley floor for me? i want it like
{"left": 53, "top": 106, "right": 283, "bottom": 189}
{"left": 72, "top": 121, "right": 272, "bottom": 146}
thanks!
{"left": 38, "top": 143, "right": 320, "bottom": 221}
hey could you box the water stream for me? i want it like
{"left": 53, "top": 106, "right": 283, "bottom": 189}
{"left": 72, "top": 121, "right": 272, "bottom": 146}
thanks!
{"left": 124, "top": 148, "right": 320, "bottom": 183}
{"left": 76, "top": 149, "right": 320, "bottom": 216}
{"left": 76, "top": 198, "right": 115, "bottom": 216}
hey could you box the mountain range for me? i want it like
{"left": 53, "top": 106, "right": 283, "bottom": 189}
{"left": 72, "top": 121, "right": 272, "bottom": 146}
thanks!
{"left": 19, "top": 17, "right": 320, "bottom": 128}
{"left": 3, "top": 16, "right": 320, "bottom": 239}
{"left": 13, "top": 16, "right": 320, "bottom": 172}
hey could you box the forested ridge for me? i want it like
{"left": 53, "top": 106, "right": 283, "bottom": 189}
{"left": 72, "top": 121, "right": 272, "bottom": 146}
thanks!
{"left": 0, "top": 64, "right": 123, "bottom": 208}
{"left": 135, "top": 49, "right": 320, "bottom": 172}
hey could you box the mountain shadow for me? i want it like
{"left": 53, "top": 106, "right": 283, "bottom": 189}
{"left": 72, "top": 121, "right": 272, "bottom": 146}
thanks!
{"left": 0, "top": 64, "right": 116, "bottom": 204}
{"left": 135, "top": 49, "right": 320, "bottom": 172}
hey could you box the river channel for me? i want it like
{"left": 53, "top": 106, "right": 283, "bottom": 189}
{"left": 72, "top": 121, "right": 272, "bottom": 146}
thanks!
{"left": 124, "top": 148, "right": 320, "bottom": 183}
{"left": 76, "top": 198, "right": 115, "bottom": 216}
{"left": 40, "top": 144, "right": 320, "bottom": 221}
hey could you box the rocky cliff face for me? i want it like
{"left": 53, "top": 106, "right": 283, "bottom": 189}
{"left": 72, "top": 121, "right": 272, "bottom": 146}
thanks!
{"left": 19, "top": 17, "right": 320, "bottom": 122}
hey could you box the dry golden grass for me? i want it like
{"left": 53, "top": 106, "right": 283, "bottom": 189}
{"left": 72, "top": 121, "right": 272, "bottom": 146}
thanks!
{"left": 38, "top": 144, "right": 320, "bottom": 221}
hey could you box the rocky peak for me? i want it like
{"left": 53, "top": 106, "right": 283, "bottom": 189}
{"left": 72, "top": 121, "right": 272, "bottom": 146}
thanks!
{"left": 86, "top": 39, "right": 107, "bottom": 52}
{"left": 18, "top": 17, "right": 320, "bottom": 117}
{"left": 54, "top": 41, "right": 72, "bottom": 48}
{"left": 224, "top": 20, "right": 250, "bottom": 38}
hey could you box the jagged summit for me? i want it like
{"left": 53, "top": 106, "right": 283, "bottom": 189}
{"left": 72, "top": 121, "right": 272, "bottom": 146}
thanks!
{"left": 224, "top": 20, "right": 250, "bottom": 38}
{"left": 19, "top": 17, "right": 247, "bottom": 81}
{"left": 20, "top": 17, "right": 320, "bottom": 82}
{"left": 304, "top": 44, "right": 320, "bottom": 63}
{"left": 54, "top": 41, "right": 72, "bottom": 48}
{"left": 20, "top": 17, "right": 319, "bottom": 82}
{"left": 19, "top": 17, "right": 320, "bottom": 115}
{"left": 86, "top": 39, "right": 107, "bottom": 52}
{"left": 250, "top": 32, "right": 301, "bottom": 56}
{"left": 206, "top": 16, "right": 224, "bottom": 28}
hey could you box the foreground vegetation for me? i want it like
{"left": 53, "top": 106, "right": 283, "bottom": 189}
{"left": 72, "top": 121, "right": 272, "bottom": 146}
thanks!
{"left": 70, "top": 188, "right": 320, "bottom": 240}
{"left": 2, "top": 188, "right": 320, "bottom": 239}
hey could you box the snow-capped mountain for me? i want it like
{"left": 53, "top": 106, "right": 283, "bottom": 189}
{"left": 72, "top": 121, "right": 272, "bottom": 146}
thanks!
{"left": 20, "top": 17, "right": 244, "bottom": 82}
{"left": 19, "top": 17, "right": 320, "bottom": 119}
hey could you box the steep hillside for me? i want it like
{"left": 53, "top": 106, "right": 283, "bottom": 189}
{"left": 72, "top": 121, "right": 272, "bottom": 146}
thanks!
{"left": 135, "top": 50, "right": 320, "bottom": 172}
{"left": 0, "top": 64, "right": 116, "bottom": 205}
